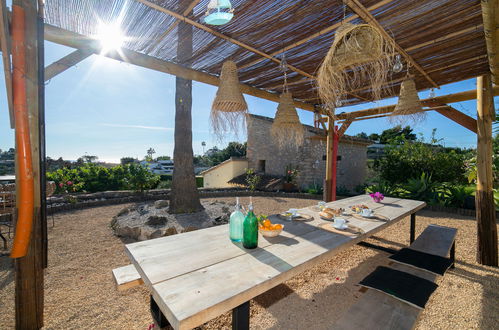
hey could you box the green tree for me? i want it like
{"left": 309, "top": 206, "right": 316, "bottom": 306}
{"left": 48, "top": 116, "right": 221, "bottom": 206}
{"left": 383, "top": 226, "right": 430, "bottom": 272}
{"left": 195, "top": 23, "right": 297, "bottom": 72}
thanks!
{"left": 156, "top": 155, "right": 171, "bottom": 161}
{"left": 169, "top": 9, "right": 203, "bottom": 214}
{"left": 145, "top": 148, "right": 156, "bottom": 161}
{"left": 379, "top": 125, "right": 416, "bottom": 144}
{"left": 355, "top": 132, "right": 369, "bottom": 139}
{"left": 120, "top": 157, "right": 137, "bottom": 165}
{"left": 368, "top": 133, "right": 380, "bottom": 142}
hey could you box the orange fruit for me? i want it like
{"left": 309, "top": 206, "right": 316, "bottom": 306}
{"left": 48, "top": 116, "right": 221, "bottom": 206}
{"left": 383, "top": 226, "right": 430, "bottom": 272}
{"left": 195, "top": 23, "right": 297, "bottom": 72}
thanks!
{"left": 274, "top": 224, "right": 283, "bottom": 230}
{"left": 263, "top": 219, "right": 272, "bottom": 228}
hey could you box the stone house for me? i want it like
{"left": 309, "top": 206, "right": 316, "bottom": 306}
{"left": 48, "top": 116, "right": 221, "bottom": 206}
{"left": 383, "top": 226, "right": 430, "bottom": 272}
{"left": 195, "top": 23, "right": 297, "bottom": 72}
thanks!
{"left": 246, "top": 114, "right": 371, "bottom": 192}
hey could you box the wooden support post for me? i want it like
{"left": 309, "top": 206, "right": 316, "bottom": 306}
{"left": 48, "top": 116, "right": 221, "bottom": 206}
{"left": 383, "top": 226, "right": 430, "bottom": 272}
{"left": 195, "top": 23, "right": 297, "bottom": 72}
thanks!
{"left": 325, "top": 117, "right": 334, "bottom": 202}
{"left": 475, "top": 75, "right": 497, "bottom": 266}
{"left": 325, "top": 117, "right": 339, "bottom": 202}
{"left": 332, "top": 126, "right": 339, "bottom": 202}
{"left": 14, "top": 0, "right": 44, "bottom": 328}
{"left": 0, "top": 0, "right": 14, "bottom": 128}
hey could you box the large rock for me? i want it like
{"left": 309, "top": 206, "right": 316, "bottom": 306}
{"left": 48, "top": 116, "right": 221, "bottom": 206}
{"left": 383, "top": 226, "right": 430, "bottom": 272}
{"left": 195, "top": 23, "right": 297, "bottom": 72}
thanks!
{"left": 154, "top": 200, "right": 169, "bottom": 209}
{"left": 111, "top": 200, "right": 232, "bottom": 241}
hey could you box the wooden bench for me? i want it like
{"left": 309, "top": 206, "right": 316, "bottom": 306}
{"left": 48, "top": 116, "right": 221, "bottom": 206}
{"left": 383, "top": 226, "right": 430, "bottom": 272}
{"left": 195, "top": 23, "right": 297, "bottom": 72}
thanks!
{"left": 112, "top": 264, "right": 143, "bottom": 291}
{"left": 334, "top": 224, "right": 457, "bottom": 330}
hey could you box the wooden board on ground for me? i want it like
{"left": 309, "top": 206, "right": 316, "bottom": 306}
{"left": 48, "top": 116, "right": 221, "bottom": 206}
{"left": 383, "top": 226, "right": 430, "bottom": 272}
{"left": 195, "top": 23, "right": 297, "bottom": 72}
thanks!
{"left": 112, "top": 264, "right": 143, "bottom": 291}
{"left": 125, "top": 195, "right": 426, "bottom": 330}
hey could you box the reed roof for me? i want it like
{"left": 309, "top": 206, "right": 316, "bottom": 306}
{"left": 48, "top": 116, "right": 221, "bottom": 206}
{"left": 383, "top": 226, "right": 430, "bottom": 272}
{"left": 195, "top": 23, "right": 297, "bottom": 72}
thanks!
{"left": 43, "top": 0, "right": 489, "bottom": 108}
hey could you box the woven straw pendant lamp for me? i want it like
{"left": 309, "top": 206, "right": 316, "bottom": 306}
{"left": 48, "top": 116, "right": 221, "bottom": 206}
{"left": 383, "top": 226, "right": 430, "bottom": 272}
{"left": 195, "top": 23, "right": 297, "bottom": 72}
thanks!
{"left": 271, "top": 91, "right": 304, "bottom": 147}
{"left": 317, "top": 22, "right": 396, "bottom": 107}
{"left": 211, "top": 60, "right": 248, "bottom": 139}
{"left": 391, "top": 78, "right": 426, "bottom": 124}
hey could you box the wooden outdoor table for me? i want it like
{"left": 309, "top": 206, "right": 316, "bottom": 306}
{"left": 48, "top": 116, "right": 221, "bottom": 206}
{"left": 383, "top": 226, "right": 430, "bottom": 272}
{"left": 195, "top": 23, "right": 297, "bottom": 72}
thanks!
{"left": 125, "top": 195, "right": 425, "bottom": 330}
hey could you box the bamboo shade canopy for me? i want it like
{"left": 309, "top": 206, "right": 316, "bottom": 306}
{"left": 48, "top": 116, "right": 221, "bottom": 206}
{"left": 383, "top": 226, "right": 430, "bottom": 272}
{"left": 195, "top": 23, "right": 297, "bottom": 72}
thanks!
{"left": 43, "top": 0, "right": 490, "bottom": 108}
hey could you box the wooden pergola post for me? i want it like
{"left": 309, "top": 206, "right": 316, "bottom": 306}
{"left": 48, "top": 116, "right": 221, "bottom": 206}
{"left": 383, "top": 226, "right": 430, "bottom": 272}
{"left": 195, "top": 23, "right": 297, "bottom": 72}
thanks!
{"left": 14, "top": 0, "right": 45, "bottom": 328}
{"left": 325, "top": 117, "right": 339, "bottom": 202}
{"left": 476, "top": 74, "right": 497, "bottom": 266}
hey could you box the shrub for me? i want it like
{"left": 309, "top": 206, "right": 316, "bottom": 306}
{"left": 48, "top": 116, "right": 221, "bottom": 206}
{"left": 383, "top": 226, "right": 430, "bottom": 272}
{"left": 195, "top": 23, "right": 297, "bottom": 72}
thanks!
{"left": 196, "top": 176, "right": 204, "bottom": 188}
{"left": 305, "top": 183, "right": 323, "bottom": 195}
{"left": 157, "top": 180, "right": 172, "bottom": 189}
{"left": 245, "top": 168, "right": 261, "bottom": 191}
{"left": 365, "top": 180, "right": 400, "bottom": 197}
{"left": 336, "top": 185, "right": 350, "bottom": 196}
{"left": 46, "top": 163, "right": 160, "bottom": 193}
{"left": 373, "top": 137, "right": 467, "bottom": 185}
{"left": 399, "top": 173, "right": 449, "bottom": 205}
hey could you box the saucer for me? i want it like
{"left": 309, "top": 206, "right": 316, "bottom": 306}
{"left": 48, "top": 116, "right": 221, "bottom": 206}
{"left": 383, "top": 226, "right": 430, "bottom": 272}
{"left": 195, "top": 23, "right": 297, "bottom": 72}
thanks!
{"left": 333, "top": 223, "right": 348, "bottom": 230}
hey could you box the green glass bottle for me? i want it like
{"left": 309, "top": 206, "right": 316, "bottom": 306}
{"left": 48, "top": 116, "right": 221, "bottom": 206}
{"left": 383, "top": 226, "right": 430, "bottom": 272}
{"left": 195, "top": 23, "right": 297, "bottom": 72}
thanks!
{"left": 243, "top": 197, "right": 258, "bottom": 249}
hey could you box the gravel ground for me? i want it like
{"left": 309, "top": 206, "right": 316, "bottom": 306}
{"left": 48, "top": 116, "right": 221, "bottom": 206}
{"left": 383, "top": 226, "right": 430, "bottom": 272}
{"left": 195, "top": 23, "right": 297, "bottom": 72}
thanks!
{"left": 0, "top": 196, "right": 498, "bottom": 330}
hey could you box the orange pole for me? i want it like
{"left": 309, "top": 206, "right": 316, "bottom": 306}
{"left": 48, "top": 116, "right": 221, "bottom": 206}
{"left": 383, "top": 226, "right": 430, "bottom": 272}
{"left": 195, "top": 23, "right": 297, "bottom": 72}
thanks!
{"left": 10, "top": 5, "right": 34, "bottom": 259}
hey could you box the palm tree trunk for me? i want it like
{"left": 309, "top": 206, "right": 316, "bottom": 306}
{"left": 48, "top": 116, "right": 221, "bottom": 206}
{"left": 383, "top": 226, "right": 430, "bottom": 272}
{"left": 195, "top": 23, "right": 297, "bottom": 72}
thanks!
{"left": 169, "top": 17, "right": 203, "bottom": 213}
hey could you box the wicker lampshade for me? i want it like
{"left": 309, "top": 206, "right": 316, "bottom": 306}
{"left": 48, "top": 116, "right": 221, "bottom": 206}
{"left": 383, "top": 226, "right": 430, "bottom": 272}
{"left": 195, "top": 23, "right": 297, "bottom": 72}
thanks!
{"left": 391, "top": 78, "right": 426, "bottom": 123}
{"left": 271, "top": 92, "right": 304, "bottom": 147}
{"left": 211, "top": 60, "right": 248, "bottom": 139}
{"left": 317, "top": 23, "right": 396, "bottom": 107}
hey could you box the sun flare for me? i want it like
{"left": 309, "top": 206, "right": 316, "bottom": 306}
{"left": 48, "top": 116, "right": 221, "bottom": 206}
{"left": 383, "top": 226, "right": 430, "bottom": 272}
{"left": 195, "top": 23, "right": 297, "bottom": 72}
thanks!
{"left": 96, "top": 23, "right": 125, "bottom": 54}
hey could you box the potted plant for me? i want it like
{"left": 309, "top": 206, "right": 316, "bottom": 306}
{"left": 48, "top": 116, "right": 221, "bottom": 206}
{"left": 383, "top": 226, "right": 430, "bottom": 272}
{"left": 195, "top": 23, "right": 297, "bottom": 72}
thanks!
{"left": 283, "top": 165, "right": 299, "bottom": 192}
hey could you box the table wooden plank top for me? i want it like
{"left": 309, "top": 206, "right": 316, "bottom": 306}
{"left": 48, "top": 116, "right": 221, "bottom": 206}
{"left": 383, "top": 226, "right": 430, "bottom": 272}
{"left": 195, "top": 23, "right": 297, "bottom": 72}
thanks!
{"left": 125, "top": 195, "right": 425, "bottom": 330}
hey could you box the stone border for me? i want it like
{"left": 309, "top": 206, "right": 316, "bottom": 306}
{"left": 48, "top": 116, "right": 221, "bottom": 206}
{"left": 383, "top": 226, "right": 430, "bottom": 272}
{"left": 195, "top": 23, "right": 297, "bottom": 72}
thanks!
{"left": 45, "top": 189, "right": 499, "bottom": 218}
{"left": 46, "top": 189, "right": 323, "bottom": 214}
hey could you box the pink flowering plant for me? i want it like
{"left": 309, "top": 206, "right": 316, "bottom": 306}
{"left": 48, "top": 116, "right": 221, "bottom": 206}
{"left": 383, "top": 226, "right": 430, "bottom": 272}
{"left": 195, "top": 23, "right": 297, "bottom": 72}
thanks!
{"left": 284, "top": 165, "right": 299, "bottom": 184}
{"left": 369, "top": 192, "right": 384, "bottom": 203}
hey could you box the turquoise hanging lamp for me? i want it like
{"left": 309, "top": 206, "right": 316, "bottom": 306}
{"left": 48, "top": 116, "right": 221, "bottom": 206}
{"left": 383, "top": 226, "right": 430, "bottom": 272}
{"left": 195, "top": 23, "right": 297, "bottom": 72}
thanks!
{"left": 205, "top": 0, "right": 234, "bottom": 26}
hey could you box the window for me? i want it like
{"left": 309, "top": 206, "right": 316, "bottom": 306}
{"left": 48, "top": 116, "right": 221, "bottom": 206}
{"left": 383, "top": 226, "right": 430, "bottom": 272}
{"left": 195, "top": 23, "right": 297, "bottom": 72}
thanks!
{"left": 257, "top": 160, "right": 266, "bottom": 173}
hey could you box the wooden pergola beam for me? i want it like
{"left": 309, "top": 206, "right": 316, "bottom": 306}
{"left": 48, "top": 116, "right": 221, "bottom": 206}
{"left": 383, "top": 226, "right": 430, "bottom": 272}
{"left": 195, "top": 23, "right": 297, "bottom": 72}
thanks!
{"left": 481, "top": 0, "right": 499, "bottom": 85}
{"left": 44, "top": 24, "right": 316, "bottom": 111}
{"left": 324, "top": 86, "right": 499, "bottom": 121}
{"left": 239, "top": 0, "right": 395, "bottom": 70}
{"left": 424, "top": 100, "right": 478, "bottom": 133}
{"left": 135, "top": 0, "right": 369, "bottom": 102}
{"left": 344, "top": 0, "right": 438, "bottom": 88}
{"left": 44, "top": 49, "right": 92, "bottom": 81}
{"left": 337, "top": 119, "right": 352, "bottom": 138}
{"left": 145, "top": 0, "right": 201, "bottom": 55}
{"left": 0, "top": 0, "right": 13, "bottom": 128}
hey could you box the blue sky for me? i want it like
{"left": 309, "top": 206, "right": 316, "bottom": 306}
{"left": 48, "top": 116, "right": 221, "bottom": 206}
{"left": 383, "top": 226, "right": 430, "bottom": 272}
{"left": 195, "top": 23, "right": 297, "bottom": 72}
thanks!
{"left": 0, "top": 41, "right": 496, "bottom": 163}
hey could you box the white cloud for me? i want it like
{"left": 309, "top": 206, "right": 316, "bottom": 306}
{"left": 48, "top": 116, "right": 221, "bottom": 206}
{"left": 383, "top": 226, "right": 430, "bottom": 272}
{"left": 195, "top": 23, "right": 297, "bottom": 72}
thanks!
{"left": 99, "top": 123, "right": 173, "bottom": 131}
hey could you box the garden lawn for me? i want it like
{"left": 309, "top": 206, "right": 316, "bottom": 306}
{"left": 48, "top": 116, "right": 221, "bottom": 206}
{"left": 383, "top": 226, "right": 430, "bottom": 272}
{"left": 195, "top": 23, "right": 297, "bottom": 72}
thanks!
{"left": 0, "top": 197, "right": 498, "bottom": 329}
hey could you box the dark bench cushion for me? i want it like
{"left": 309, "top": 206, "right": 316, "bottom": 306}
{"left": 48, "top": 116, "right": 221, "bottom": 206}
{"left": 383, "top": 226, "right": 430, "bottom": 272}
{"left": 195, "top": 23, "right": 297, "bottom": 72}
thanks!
{"left": 359, "top": 266, "right": 438, "bottom": 309}
{"left": 389, "top": 247, "right": 454, "bottom": 276}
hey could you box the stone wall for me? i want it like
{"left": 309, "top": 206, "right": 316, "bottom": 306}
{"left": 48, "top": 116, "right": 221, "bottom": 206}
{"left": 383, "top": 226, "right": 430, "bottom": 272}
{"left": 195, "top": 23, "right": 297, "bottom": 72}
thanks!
{"left": 247, "top": 115, "right": 370, "bottom": 191}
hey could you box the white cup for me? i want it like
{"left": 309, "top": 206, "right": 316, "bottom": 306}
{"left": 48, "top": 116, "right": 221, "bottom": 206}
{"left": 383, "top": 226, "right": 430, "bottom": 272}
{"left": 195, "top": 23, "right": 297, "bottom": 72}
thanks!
{"left": 361, "top": 208, "right": 373, "bottom": 217}
{"left": 318, "top": 201, "right": 326, "bottom": 210}
{"left": 334, "top": 217, "right": 346, "bottom": 228}
{"left": 289, "top": 208, "right": 298, "bottom": 216}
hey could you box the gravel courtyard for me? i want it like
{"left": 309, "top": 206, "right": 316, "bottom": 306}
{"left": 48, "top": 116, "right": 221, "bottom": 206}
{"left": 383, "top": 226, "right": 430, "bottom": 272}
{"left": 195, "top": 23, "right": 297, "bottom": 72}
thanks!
{"left": 1, "top": 196, "right": 498, "bottom": 329}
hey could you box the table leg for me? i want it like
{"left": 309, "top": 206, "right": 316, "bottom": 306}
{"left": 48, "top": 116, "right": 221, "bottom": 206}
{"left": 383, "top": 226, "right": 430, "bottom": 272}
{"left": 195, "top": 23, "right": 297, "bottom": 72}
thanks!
{"left": 150, "top": 295, "right": 171, "bottom": 329}
{"left": 232, "top": 301, "right": 250, "bottom": 330}
{"left": 410, "top": 213, "right": 416, "bottom": 244}
{"left": 450, "top": 241, "right": 455, "bottom": 269}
